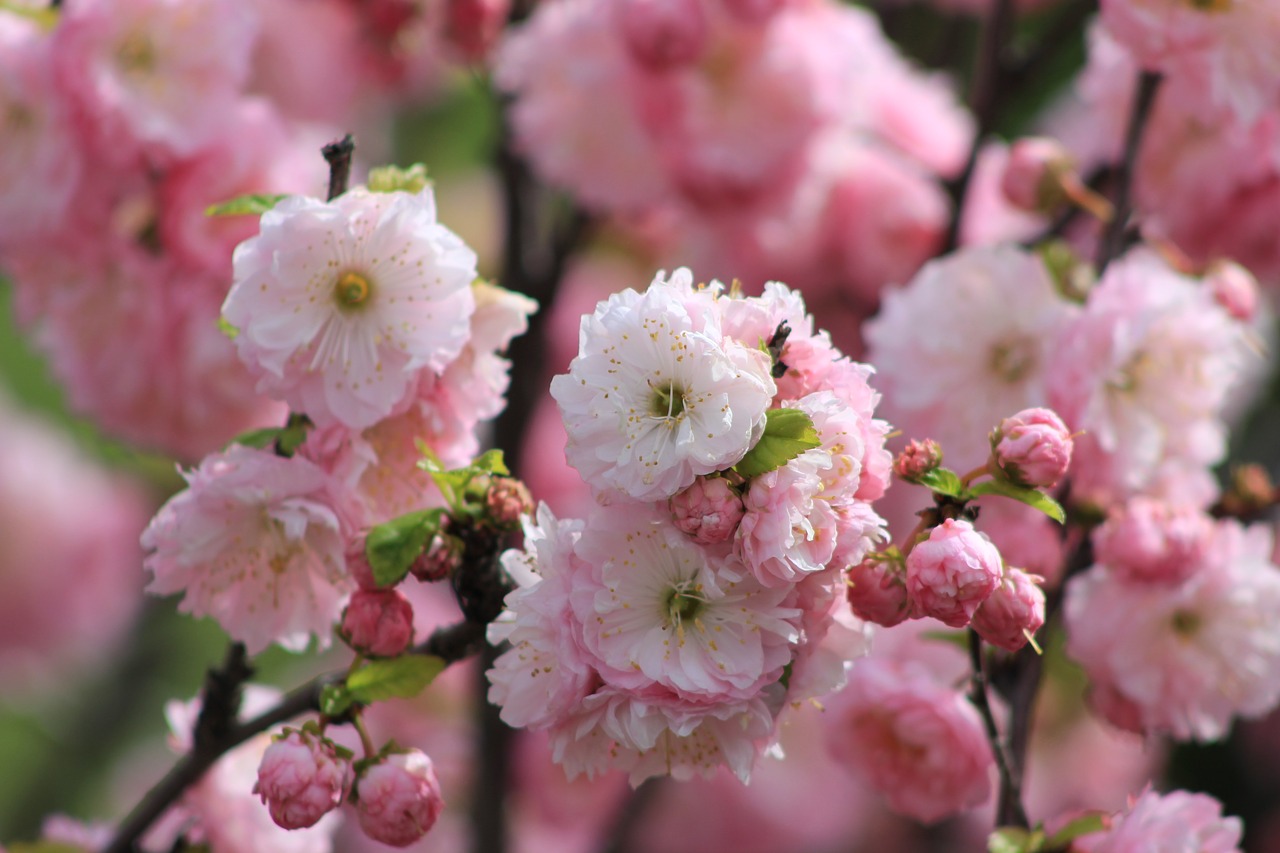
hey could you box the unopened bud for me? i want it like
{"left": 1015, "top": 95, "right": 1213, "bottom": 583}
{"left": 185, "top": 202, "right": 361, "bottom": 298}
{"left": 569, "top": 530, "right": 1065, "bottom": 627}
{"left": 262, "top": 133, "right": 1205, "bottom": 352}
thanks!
{"left": 971, "top": 568, "right": 1045, "bottom": 652}
{"left": 411, "top": 532, "right": 463, "bottom": 582}
{"left": 893, "top": 439, "right": 943, "bottom": 483}
{"left": 1205, "top": 259, "right": 1259, "bottom": 323}
{"left": 990, "top": 408, "right": 1072, "bottom": 489}
{"left": 1003, "top": 138, "right": 1112, "bottom": 222}
{"left": 905, "top": 519, "right": 1002, "bottom": 628}
{"left": 255, "top": 728, "right": 352, "bottom": 830}
{"left": 340, "top": 589, "right": 415, "bottom": 657}
{"left": 846, "top": 554, "right": 910, "bottom": 627}
{"left": 616, "top": 0, "right": 708, "bottom": 71}
{"left": 356, "top": 749, "right": 445, "bottom": 848}
{"left": 347, "top": 539, "right": 380, "bottom": 591}
{"left": 670, "top": 476, "right": 745, "bottom": 544}
{"left": 486, "top": 477, "right": 533, "bottom": 529}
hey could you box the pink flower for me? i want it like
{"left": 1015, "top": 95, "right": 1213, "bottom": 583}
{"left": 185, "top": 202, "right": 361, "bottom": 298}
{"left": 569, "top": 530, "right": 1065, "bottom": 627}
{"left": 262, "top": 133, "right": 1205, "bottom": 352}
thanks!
{"left": 971, "top": 568, "right": 1046, "bottom": 652}
{"left": 670, "top": 476, "right": 745, "bottom": 545}
{"left": 827, "top": 659, "right": 993, "bottom": 823}
{"left": 614, "top": 0, "right": 708, "bottom": 71}
{"left": 991, "top": 407, "right": 1073, "bottom": 489}
{"left": 223, "top": 186, "right": 478, "bottom": 430}
{"left": 736, "top": 452, "right": 839, "bottom": 588}
{"left": 1075, "top": 788, "right": 1242, "bottom": 853}
{"left": 340, "top": 589, "right": 415, "bottom": 657}
{"left": 355, "top": 750, "right": 445, "bottom": 847}
{"left": 1065, "top": 520, "right": 1280, "bottom": 740}
{"left": 905, "top": 519, "right": 1003, "bottom": 628}
{"left": 1092, "top": 498, "right": 1214, "bottom": 585}
{"left": 142, "top": 445, "right": 356, "bottom": 654}
{"left": 255, "top": 729, "right": 352, "bottom": 830}
{"left": 845, "top": 556, "right": 910, "bottom": 627}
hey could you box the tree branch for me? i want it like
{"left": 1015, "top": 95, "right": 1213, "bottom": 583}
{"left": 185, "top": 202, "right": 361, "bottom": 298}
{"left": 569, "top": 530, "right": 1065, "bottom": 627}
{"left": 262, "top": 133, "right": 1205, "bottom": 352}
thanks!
{"left": 968, "top": 630, "right": 1028, "bottom": 829}
{"left": 1094, "top": 71, "right": 1161, "bottom": 273}
{"left": 322, "top": 134, "right": 356, "bottom": 202}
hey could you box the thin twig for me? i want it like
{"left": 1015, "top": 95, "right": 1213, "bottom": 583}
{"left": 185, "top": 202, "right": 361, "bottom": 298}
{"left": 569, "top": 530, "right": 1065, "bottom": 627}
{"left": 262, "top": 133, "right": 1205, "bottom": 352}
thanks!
{"left": 596, "top": 779, "right": 664, "bottom": 853}
{"left": 968, "top": 630, "right": 1028, "bottom": 828}
{"left": 1095, "top": 71, "right": 1161, "bottom": 273}
{"left": 322, "top": 134, "right": 356, "bottom": 202}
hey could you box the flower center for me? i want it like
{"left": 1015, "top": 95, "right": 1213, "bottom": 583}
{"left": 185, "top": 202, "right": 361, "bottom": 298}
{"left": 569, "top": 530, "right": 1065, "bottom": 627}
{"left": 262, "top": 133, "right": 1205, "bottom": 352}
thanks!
{"left": 650, "top": 380, "right": 687, "bottom": 419}
{"left": 116, "top": 32, "right": 157, "bottom": 74}
{"left": 334, "top": 271, "right": 373, "bottom": 310}
{"left": 1186, "top": 0, "right": 1231, "bottom": 10}
{"left": 1171, "top": 609, "right": 1202, "bottom": 638}
{"left": 989, "top": 338, "right": 1037, "bottom": 384}
{"left": 663, "top": 579, "right": 706, "bottom": 630}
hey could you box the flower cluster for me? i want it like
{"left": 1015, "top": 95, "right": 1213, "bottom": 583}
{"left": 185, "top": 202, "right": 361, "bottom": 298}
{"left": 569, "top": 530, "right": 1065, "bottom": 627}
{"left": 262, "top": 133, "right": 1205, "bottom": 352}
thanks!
{"left": 489, "top": 271, "right": 892, "bottom": 783}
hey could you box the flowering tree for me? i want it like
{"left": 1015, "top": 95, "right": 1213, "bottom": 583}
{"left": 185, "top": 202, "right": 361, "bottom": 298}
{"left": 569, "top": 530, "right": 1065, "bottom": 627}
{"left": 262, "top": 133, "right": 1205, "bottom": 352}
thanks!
{"left": 1, "top": 0, "right": 1279, "bottom": 851}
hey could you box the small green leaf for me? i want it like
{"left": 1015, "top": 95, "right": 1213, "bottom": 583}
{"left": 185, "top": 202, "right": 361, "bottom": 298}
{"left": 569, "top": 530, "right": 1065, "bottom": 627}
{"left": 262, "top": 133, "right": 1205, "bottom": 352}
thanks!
{"left": 734, "top": 408, "right": 821, "bottom": 479}
{"left": 920, "top": 630, "right": 970, "bottom": 652}
{"left": 1045, "top": 813, "right": 1107, "bottom": 847}
{"left": 319, "top": 683, "right": 353, "bottom": 717}
{"left": 472, "top": 448, "right": 509, "bottom": 476}
{"left": 918, "top": 467, "right": 965, "bottom": 498}
{"left": 275, "top": 414, "right": 312, "bottom": 457}
{"left": 227, "top": 426, "right": 281, "bottom": 450}
{"left": 988, "top": 827, "right": 1038, "bottom": 853}
{"left": 218, "top": 316, "right": 240, "bottom": 340}
{"left": 346, "top": 655, "right": 447, "bottom": 704}
{"left": 969, "top": 480, "right": 1066, "bottom": 523}
{"left": 0, "top": 1, "right": 58, "bottom": 29}
{"left": 205, "top": 193, "right": 288, "bottom": 217}
{"left": 367, "top": 163, "right": 431, "bottom": 194}
{"left": 366, "top": 509, "right": 441, "bottom": 587}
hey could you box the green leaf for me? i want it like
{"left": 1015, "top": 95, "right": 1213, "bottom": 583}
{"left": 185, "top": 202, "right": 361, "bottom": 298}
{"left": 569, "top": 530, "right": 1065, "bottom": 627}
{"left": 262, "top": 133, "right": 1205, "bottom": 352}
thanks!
{"left": 367, "top": 163, "right": 431, "bottom": 194}
{"left": 205, "top": 193, "right": 288, "bottom": 217}
{"left": 968, "top": 480, "right": 1066, "bottom": 523}
{"left": 346, "top": 655, "right": 447, "bottom": 704}
{"left": 227, "top": 426, "right": 281, "bottom": 450}
{"left": 1045, "top": 813, "right": 1107, "bottom": 847}
{"left": 275, "top": 414, "right": 312, "bottom": 457}
{"left": 733, "top": 408, "right": 821, "bottom": 478}
{"left": 9, "top": 845, "right": 85, "bottom": 853}
{"left": 218, "top": 316, "right": 240, "bottom": 340}
{"left": 319, "top": 683, "right": 353, "bottom": 717}
{"left": 0, "top": 1, "right": 58, "bottom": 29}
{"left": 366, "top": 509, "right": 441, "bottom": 587}
{"left": 988, "top": 827, "right": 1040, "bottom": 853}
{"left": 918, "top": 467, "right": 965, "bottom": 498}
{"left": 472, "top": 448, "right": 509, "bottom": 476}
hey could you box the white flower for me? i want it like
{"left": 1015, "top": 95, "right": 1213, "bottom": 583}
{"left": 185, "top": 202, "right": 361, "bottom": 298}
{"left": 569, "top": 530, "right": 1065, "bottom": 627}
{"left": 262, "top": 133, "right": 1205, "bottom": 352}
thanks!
{"left": 551, "top": 268, "right": 775, "bottom": 501}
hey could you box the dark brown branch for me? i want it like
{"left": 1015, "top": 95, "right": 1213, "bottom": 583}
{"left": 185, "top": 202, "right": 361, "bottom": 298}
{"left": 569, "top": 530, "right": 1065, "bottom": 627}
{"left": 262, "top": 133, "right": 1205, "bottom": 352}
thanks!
{"left": 968, "top": 630, "right": 1028, "bottom": 829}
{"left": 1095, "top": 71, "right": 1161, "bottom": 273}
{"left": 597, "top": 778, "right": 664, "bottom": 853}
{"left": 322, "top": 134, "right": 356, "bottom": 202}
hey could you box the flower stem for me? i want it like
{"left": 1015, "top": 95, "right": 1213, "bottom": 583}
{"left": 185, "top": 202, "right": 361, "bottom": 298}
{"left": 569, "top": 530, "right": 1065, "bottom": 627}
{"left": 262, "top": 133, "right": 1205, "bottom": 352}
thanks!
{"left": 968, "top": 630, "right": 1028, "bottom": 829}
{"left": 1095, "top": 71, "right": 1162, "bottom": 273}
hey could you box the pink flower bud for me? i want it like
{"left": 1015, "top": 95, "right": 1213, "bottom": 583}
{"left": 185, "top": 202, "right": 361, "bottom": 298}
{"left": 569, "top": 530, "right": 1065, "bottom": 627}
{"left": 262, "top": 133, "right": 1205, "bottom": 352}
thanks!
{"left": 347, "top": 539, "right": 380, "bottom": 591}
{"left": 340, "top": 589, "right": 415, "bottom": 657}
{"left": 615, "top": 0, "right": 708, "bottom": 71}
{"left": 255, "top": 729, "right": 351, "bottom": 830}
{"left": 356, "top": 750, "right": 445, "bottom": 848}
{"left": 991, "top": 407, "right": 1073, "bottom": 489}
{"left": 906, "top": 519, "right": 1003, "bottom": 628}
{"left": 669, "top": 476, "right": 745, "bottom": 544}
{"left": 1092, "top": 498, "right": 1213, "bottom": 585}
{"left": 893, "top": 439, "right": 943, "bottom": 483}
{"left": 1206, "top": 259, "right": 1258, "bottom": 323}
{"left": 444, "top": 0, "right": 511, "bottom": 62}
{"left": 719, "top": 0, "right": 789, "bottom": 24}
{"left": 846, "top": 556, "right": 911, "bottom": 627}
{"left": 971, "top": 568, "right": 1045, "bottom": 651}
{"left": 411, "top": 532, "right": 463, "bottom": 582}
{"left": 1001, "top": 137, "right": 1073, "bottom": 212}
{"left": 486, "top": 477, "right": 533, "bottom": 528}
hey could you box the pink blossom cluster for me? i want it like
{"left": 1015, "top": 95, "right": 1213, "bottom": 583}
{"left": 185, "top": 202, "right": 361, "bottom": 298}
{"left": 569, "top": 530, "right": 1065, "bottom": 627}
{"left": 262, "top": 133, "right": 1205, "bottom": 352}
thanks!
{"left": 1074, "top": 788, "right": 1243, "bottom": 853}
{"left": 490, "top": 272, "right": 893, "bottom": 784}
{"left": 143, "top": 182, "right": 535, "bottom": 654}
{"left": 497, "top": 0, "right": 974, "bottom": 344}
{"left": 1066, "top": 502, "right": 1280, "bottom": 741}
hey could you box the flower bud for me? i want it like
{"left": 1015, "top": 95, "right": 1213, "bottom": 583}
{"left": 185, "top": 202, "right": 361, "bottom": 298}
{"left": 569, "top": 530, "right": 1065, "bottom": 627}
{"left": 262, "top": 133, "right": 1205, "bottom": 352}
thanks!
{"left": 486, "top": 477, "right": 533, "bottom": 529}
{"left": 346, "top": 539, "right": 380, "bottom": 591}
{"left": 719, "top": 0, "right": 789, "bottom": 24}
{"left": 356, "top": 749, "right": 445, "bottom": 847}
{"left": 1205, "top": 259, "right": 1258, "bottom": 323}
{"left": 846, "top": 555, "right": 910, "bottom": 627}
{"left": 1001, "top": 137, "right": 1074, "bottom": 212}
{"left": 971, "top": 568, "right": 1045, "bottom": 651}
{"left": 670, "top": 476, "right": 745, "bottom": 544}
{"left": 444, "top": 0, "right": 511, "bottom": 62}
{"left": 990, "top": 408, "right": 1072, "bottom": 489}
{"left": 1092, "top": 498, "right": 1212, "bottom": 585}
{"left": 905, "top": 519, "right": 1002, "bottom": 628}
{"left": 255, "top": 728, "right": 352, "bottom": 830}
{"left": 615, "top": 0, "right": 709, "bottom": 71}
{"left": 340, "top": 589, "right": 415, "bottom": 657}
{"left": 893, "top": 439, "right": 943, "bottom": 483}
{"left": 411, "top": 532, "right": 463, "bottom": 582}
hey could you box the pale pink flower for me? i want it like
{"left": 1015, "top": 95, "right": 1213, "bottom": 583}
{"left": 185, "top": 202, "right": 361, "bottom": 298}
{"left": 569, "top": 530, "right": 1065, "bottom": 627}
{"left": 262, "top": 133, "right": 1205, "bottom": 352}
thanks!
{"left": 551, "top": 269, "right": 774, "bottom": 502}
{"left": 223, "top": 186, "right": 478, "bottom": 430}
{"left": 355, "top": 750, "right": 445, "bottom": 847}
{"left": 670, "top": 476, "right": 746, "bottom": 545}
{"left": 143, "top": 445, "right": 356, "bottom": 654}
{"left": 1047, "top": 247, "right": 1248, "bottom": 504}
{"left": 827, "top": 659, "right": 993, "bottom": 823}
{"left": 867, "top": 245, "right": 1079, "bottom": 474}
{"left": 906, "top": 519, "right": 1003, "bottom": 628}
{"left": 736, "top": 452, "right": 839, "bottom": 588}
{"left": 614, "top": 0, "right": 708, "bottom": 71}
{"left": 991, "top": 407, "right": 1073, "bottom": 489}
{"left": 573, "top": 504, "right": 801, "bottom": 699}
{"left": 1075, "top": 788, "right": 1243, "bottom": 853}
{"left": 972, "top": 568, "right": 1046, "bottom": 652}
{"left": 1065, "top": 520, "right": 1280, "bottom": 740}
{"left": 340, "top": 589, "right": 415, "bottom": 657}
{"left": 1092, "top": 498, "right": 1214, "bottom": 585}
{"left": 255, "top": 729, "right": 352, "bottom": 830}
{"left": 52, "top": 0, "right": 258, "bottom": 156}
